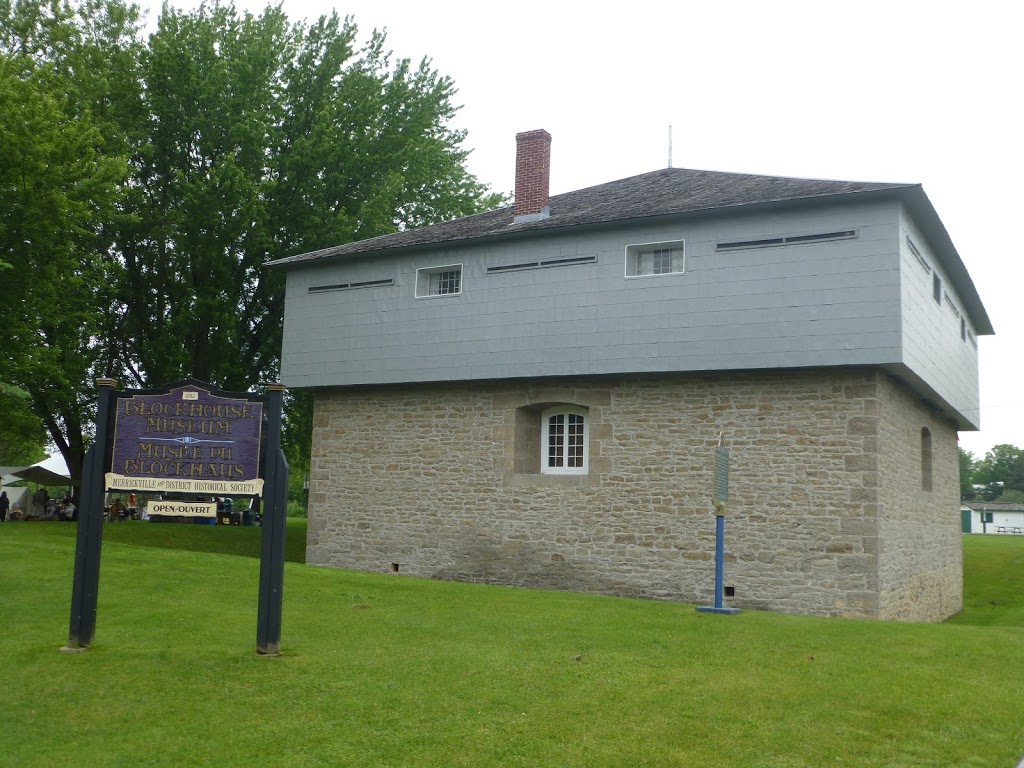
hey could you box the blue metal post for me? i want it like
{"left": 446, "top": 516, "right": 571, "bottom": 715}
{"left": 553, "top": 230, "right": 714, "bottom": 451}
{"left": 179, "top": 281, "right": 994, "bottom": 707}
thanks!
{"left": 696, "top": 508, "right": 740, "bottom": 615}
{"left": 714, "top": 513, "right": 725, "bottom": 609}
{"left": 696, "top": 437, "right": 740, "bottom": 615}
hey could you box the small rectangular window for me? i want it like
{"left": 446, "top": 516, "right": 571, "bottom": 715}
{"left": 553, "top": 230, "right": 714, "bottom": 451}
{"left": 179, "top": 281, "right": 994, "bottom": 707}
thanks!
{"left": 961, "top": 317, "right": 967, "bottom": 341}
{"left": 933, "top": 273, "right": 942, "bottom": 304}
{"left": 625, "top": 240, "right": 685, "bottom": 277}
{"left": 415, "top": 264, "right": 463, "bottom": 298}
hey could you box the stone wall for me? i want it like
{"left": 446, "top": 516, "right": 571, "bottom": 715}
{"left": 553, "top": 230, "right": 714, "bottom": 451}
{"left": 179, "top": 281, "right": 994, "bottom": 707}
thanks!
{"left": 306, "top": 368, "right": 962, "bottom": 621}
{"left": 876, "top": 377, "right": 963, "bottom": 620}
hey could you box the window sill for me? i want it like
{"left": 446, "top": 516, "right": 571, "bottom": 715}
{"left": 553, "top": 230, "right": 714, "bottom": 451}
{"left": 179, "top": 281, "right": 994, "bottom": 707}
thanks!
{"left": 624, "top": 271, "right": 686, "bottom": 279}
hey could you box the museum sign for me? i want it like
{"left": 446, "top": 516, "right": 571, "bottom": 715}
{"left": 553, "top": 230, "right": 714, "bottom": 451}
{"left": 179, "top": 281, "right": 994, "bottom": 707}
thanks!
{"left": 106, "top": 384, "right": 264, "bottom": 495}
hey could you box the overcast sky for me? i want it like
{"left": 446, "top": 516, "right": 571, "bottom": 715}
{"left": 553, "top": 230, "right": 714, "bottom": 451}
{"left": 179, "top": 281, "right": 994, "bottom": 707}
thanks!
{"left": 143, "top": 0, "right": 1021, "bottom": 458}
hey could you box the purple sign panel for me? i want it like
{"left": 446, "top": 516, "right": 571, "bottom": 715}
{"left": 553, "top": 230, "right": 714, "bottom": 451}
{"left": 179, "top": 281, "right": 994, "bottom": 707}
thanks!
{"left": 106, "top": 385, "right": 265, "bottom": 496}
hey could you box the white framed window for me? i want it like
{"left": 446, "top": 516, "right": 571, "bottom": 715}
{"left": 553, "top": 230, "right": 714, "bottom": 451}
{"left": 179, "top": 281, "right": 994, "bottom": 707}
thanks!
{"left": 541, "top": 407, "right": 588, "bottom": 475}
{"left": 625, "top": 239, "right": 685, "bottom": 277}
{"left": 415, "top": 264, "right": 463, "bottom": 298}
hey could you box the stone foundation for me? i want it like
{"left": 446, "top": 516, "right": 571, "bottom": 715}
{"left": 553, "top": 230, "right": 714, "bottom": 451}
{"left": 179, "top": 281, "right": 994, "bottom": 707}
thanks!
{"left": 306, "top": 368, "right": 962, "bottom": 621}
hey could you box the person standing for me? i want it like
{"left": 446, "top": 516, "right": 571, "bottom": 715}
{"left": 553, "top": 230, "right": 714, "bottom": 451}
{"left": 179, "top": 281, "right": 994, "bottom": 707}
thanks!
{"left": 128, "top": 491, "right": 137, "bottom": 520}
{"left": 0, "top": 491, "right": 9, "bottom": 522}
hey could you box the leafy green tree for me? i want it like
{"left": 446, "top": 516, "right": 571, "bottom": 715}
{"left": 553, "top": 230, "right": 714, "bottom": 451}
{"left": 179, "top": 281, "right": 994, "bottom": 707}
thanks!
{"left": 2, "top": 0, "right": 502, "bottom": 487}
{"left": 975, "top": 444, "right": 1024, "bottom": 502}
{"left": 0, "top": 383, "right": 47, "bottom": 465}
{"left": 0, "top": 0, "right": 139, "bottom": 486}
{"left": 111, "top": 5, "right": 503, "bottom": 393}
{"left": 994, "top": 489, "right": 1024, "bottom": 505}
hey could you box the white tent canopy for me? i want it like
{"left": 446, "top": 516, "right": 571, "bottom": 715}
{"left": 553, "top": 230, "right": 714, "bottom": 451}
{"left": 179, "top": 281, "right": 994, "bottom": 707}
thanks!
{"left": 0, "top": 455, "right": 72, "bottom": 487}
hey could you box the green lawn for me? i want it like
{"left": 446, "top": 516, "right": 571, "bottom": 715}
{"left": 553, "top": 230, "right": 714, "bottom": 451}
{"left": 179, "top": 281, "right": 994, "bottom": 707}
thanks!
{"left": 0, "top": 523, "right": 1021, "bottom": 767}
{"left": 947, "top": 534, "right": 1024, "bottom": 626}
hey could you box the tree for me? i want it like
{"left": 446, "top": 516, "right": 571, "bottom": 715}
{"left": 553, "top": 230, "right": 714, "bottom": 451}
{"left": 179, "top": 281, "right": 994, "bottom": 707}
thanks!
{"left": 281, "top": 388, "right": 314, "bottom": 488}
{"left": 0, "top": 383, "right": 47, "bottom": 465}
{"left": 109, "top": 3, "right": 503, "bottom": 478}
{"left": 974, "top": 444, "right": 1024, "bottom": 502}
{"left": 0, "top": 0, "right": 139, "bottom": 487}
{"left": 111, "top": 5, "right": 503, "bottom": 394}
{"left": 2, "top": 0, "right": 503, "bottom": 487}
{"left": 994, "top": 489, "right": 1024, "bottom": 504}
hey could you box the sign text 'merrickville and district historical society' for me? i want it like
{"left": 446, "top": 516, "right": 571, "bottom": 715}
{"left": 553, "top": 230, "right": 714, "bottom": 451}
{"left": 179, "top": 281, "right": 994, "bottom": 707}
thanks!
{"left": 106, "top": 385, "right": 264, "bottom": 495}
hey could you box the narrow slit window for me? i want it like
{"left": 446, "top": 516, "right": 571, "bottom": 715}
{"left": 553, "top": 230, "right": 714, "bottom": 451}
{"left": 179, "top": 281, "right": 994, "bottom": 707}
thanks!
{"left": 944, "top": 293, "right": 960, "bottom": 318}
{"left": 308, "top": 278, "right": 394, "bottom": 293}
{"left": 921, "top": 427, "right": 933, "bottom": 492}
{"left": 783, "top": 230, "right": 856, "bottom": 244}
{"left": 717, "top": 237, "right": 784, "bottom": 250}
{"left": 907, "top": 237, "right": 931, "bottom": 273}
{"left": 717, "top": 230, "right": 856, "bottom": 251}
{"left": 486, "top": 255, "right": 597, "bottom": 274}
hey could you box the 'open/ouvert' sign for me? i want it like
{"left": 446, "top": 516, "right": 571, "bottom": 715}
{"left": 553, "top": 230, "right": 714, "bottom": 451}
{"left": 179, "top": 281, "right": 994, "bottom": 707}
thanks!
{"left": 147, "top": 501, "right": 217, "bottom": 517}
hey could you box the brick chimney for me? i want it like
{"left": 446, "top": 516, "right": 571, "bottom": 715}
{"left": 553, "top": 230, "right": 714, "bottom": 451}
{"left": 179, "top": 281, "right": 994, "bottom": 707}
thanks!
{"left": 514, "top": 129, "right": 551, "bottom": 223}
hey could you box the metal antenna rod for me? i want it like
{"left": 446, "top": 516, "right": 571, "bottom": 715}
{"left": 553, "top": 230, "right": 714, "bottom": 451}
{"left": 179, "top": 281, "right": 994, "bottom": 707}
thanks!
{"left": 668, "top": 125, "right": 673, "bottom": 168}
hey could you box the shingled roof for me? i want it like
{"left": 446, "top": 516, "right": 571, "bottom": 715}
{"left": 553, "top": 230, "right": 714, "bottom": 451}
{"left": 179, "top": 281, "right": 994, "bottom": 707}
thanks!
{"left": 267, "top": 167, "right": 913, "bottom": 268}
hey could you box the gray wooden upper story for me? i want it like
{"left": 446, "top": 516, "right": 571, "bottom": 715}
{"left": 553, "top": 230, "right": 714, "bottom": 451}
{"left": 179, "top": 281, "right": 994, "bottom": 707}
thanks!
{"left": 270, "top": 167, "right": 992, "bottom": 430}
